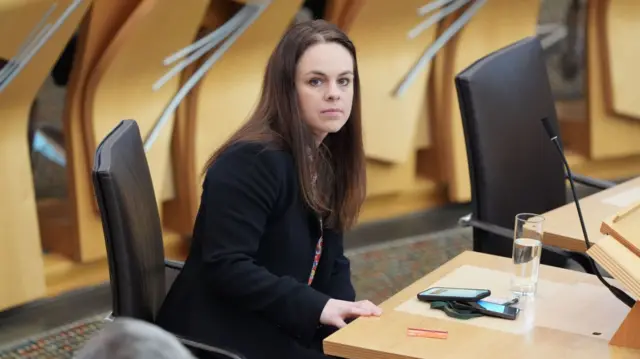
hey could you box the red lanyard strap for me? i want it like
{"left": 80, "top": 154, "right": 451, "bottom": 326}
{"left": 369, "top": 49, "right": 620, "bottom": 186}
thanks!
{"left": 307, "top": 217, "right": 323, "bottom": 285}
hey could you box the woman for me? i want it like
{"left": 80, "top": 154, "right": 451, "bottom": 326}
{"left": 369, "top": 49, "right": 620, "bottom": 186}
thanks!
{"left": 156, "top": 19, "right": 382, "bottom": 359}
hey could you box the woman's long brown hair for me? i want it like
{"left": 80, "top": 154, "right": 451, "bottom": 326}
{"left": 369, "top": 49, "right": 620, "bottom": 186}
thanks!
{"left": 202, "top": 19, "right": 366, "bottom": 231}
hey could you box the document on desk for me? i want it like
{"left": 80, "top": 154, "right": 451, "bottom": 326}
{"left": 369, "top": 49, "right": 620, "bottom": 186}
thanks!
{"left": 602, "top": 187, "right": 640, "bottom": 208}
{"left": 394, "top": 265, "right": 630, "bottom": 339}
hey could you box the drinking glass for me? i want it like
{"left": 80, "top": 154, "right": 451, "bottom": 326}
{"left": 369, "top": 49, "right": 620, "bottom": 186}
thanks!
{"left": 511, "top": 213, "right": 544, "bottom": 297}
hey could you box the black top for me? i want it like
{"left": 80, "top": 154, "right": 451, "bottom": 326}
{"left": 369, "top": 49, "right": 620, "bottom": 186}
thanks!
{"left": 156, "top": 142, "right": 356, "bottom": 359}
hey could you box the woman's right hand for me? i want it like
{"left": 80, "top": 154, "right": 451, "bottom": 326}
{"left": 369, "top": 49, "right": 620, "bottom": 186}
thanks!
{"left": 319, "top": 299, "right": 383, "bottom": 328}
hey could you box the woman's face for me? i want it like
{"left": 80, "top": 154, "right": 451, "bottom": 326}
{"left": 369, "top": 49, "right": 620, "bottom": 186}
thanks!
{"left": 295, "top": 42, "right": 354, "bottom": 144}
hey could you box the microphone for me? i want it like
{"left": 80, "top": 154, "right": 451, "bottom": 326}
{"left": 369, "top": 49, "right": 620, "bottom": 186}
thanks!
{"left": 540, "top": 117, "right": 635, "bottom": 308}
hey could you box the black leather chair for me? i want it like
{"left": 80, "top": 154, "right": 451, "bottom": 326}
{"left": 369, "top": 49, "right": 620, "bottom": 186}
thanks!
{"left": 454, "top": 36, "right": 614, "bottom": 272}
{"left": 92, "top": 119, "right": 244, "bottom": 359}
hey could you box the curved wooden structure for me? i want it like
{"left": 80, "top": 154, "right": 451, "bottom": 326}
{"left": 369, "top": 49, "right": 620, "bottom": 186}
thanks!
{"left": 347, "top": 0, "right": 436, "bottom": 165}
{"left": 0, "top": 0, "right": 91, "bottom": 310}
{"left": 432, "top": 0, "right": 540, "bottom": 202}
{"left": 325, "top": 0, "right": 364, "bottom": 32}
{"left": 45, "top": 0, "right": 207, "bottom": 262}
{"left": 163, "top": 1, "right": 241, "bottom": 236}
{"left": 162, "top": 57, "right": 203, "bottom": 236}
{"left": 83, "top": 0, "right": 208, "bottom": 211}
{"left": 42, "top": 0, "right": 144, "bottom": 262}
{"left": 344, "top": 0, "right": 436, "bottom": 196}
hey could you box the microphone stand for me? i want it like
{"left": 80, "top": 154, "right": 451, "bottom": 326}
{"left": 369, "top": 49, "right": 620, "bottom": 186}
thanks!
{"left": 540, "top": 117, "right": 635, "bottom": 308}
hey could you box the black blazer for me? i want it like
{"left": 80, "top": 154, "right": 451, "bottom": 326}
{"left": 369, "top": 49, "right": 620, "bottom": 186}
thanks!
{"left": 156, "top": 142, "right": 356, "bottom": 359}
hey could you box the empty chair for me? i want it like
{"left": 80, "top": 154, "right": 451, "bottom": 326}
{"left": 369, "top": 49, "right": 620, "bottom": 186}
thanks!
{"left": 454, "top": 36, "right": 614, "bottom": 271}
{"left": 92, "top": 119, "right": 244, "bottom": 359}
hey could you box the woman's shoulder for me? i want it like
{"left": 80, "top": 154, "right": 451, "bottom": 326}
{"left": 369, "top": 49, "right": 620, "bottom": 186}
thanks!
{"left": 205, "top": 140, "right": 294, "bottom": 179}
{"left": 217, "top": 140, "right": 292, "bottom": 166}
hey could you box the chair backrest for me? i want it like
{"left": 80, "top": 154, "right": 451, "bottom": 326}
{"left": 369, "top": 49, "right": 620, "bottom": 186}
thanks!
{"left": 92, "top": 119, "right": 166, "bottom": 322}
{"left": 455, "top": 37, "right": 566, "bottom": 259}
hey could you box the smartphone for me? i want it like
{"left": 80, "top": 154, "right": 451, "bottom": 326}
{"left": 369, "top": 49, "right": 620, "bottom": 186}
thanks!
{"left": 417, "top": 287, "right": 491, "bottom": 302}
{"left": 469, "top": 300, "right": 520, "bottom": 320}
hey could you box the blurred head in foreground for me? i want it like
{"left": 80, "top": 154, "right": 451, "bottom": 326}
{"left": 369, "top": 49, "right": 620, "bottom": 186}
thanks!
{"left": 74, "top": 318, "right": 194, "bottom": 359}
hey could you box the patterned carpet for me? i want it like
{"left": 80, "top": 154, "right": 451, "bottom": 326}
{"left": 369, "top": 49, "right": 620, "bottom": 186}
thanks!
{"left": 348, "top": 227, "right": 473, "bottom": 304}
{"left": 0, "top": 315, "right": 106, "bottom": 359}
{"left": 0, "top": 227, "right": 473, "bottom": 358}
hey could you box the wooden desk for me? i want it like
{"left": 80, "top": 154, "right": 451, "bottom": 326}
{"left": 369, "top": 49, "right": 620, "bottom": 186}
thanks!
{"left": 324, "top": 251, "right": 638, "bottom": 359}
{"left": 542, "top": 176, "right": 640, "bottom": 253}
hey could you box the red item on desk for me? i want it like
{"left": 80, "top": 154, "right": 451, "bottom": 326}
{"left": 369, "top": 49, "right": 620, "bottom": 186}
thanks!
{"left": 407, "top": 327, "right": 448, "bottom": 339}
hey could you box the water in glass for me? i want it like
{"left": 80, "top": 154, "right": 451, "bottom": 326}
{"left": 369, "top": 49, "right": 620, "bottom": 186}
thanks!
{"left": 511, "top": 237, "right": 542, "bottom": 296}
{"left": 511, "top": 213, "right": 544, "bottom": 297}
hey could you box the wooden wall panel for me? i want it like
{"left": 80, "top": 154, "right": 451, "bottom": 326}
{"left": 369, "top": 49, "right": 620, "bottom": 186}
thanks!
{"left": 587, "top": 0, "right": 640, "bottom": 160}
{"left": 0, "top": 0, "right": 91, "bottom": 310}
{"left": 46, "top": 0, "right": 144, "bottom": 262}
{"left": 163, "top": 1, "right": 241, "bottom": 236}
{"left": 603, "top": 0, "right": 640, "bottom": 120}
{"left": 83, "top": 0, "right": 209, "bottom": 213}
{"left": 415, "top": 100, "right": 431, "bottom": 149}
{"left": 325, "top": 0, "right": 364, "bottom": 32}
{"left": 347, "top": 0, "right": 436, "bottom": 164}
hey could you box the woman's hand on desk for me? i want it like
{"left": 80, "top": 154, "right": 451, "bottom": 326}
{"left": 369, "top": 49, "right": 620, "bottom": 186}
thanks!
{"left": 320, "top": 299, "right": 383, "bottom": 328}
